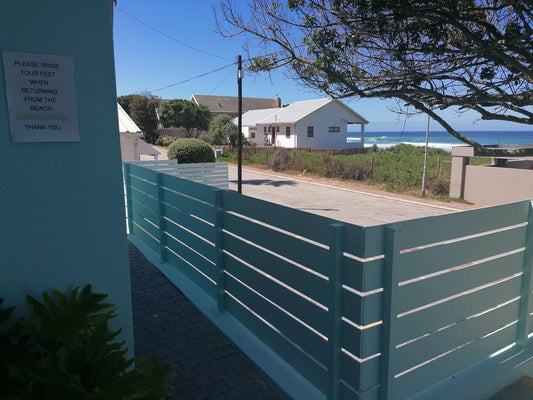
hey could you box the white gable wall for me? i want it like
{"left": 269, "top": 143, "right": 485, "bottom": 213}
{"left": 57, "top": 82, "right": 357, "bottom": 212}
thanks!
{"left": 295, "top": 100, "right": 361, "bottom": 149}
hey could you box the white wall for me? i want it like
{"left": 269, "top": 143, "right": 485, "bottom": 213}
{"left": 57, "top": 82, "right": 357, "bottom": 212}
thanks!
{"left": 295, "top": 101, "right": 362, "bottom": 149}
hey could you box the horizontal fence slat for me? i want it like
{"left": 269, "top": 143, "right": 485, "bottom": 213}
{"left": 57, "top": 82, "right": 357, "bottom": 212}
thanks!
{"left": 396, "top": 275, "right": 522, "bottom": 344}
{"left": 395, "top": 201, "right": 529, "bottom": 250}
{"left": 344, "top": 257, "right": 384, "bottom": 293}
{"left": 130, "top": 174, "right": 157, "bottom": 197}
{"left": 397, "top": 250, "right": 525, "bottom": 312}
{"left": 223, "top": 233, "right": 328, "bottom": 306}
{"left": 128, "top": 163, "right": 159, "bottom": 182}
{"left": 131, "top": 196, "right": 158, "bottom": 223}
{"left": 165, "top": 249, "right": 217, "bottom": 299}
{"left": 341, "top": 352, "right": 380, "bottom": 391}
{"left": 398, "top": 224, "right": 527, "bottom": 283}
{"left": 223, "top": 189, "right": 336, "bottom": 246}
{"left": 223, "top": 211, "right": 330, "bottom": 277}
{"left": 393, "top": 322, "right": 517, "bottom": 400}
{"left": 342, "top": 289, "right": 382, "bottom": 327}
{"left": 361, "top": 225, "right": 387, "bottom": 258}
{"left": 394, "top": 299, "right": 520, "bottom": 375}
{"left": 341, "top": 321, "right": 381, "bottom": 360}
{"left": 131, "top": 224, "right": 159, "bottom": 253}
{"left": 130, "top": 188, "right": 158, "bottom": 213}
{"left": 132, "top": 211, "right": 159, "bottom": 240}
{"left": 225, "top": 275, "right": 329, "bottom": 365}
{"left": 161, "top": 173, "right": 216, "bottom": 203}
{"left": 164, "top": 233, "right": 216, "bottom": 281}
{"left": 224, "top": 253, "right": 328, "bottom": 335}
{"left": 163, "top": 203, "right": 216, "bottom": 244}
{"left": 165, "top": 221, "right": 217, "bottom": 265}
{"left": 226, "top": 294, "right": 327, "bottom": 394}
{"left": 162, "top": 186, "right": 214, "bottom": 222}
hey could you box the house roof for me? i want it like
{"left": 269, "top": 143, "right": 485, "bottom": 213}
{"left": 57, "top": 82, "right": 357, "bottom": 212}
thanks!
{"left": 240, "top": 98, "right": 369, "bottom": 126}
{"left": 117, "top": 103, "right": 142, "bottom": 134}
{"left": 191, "top": 94, "right": 280, "bottom": 114}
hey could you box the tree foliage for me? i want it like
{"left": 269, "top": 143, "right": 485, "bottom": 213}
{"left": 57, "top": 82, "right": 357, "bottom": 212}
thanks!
{"left": 159, "top": 99, "right": 211, "bottom": 138}
{"left": 118, "top": 94, "right": 160, "bottom": 144}
{"left": 0, "top": 285, "right": 174, "bottom": 399}
{"left": 217, "top": 0, "right": 533, "bottom": 154}
{"left": 209, "top": 114, "right": 237, "bottom": 145}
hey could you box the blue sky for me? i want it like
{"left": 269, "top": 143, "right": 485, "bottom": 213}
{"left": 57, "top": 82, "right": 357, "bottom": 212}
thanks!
{"left": 113, "top": 1, "right": 531, "bottom": 132}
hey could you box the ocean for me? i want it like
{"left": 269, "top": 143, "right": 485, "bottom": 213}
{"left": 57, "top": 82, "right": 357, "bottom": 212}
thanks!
{"left": 347, "top": 130, "right": 533, "bottom": 152}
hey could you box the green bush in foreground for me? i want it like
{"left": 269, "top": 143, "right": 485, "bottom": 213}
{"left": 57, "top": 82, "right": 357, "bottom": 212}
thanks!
{"left": 167, "top": 138, "right": 215, "bottom": 163}
{"left": 0, "top": 285, "right": 174, "bottom": 400}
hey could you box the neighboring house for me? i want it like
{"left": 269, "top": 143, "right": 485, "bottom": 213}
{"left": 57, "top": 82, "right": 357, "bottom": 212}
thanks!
{"left": 118, "top": 103, "right": 160, "bottom": 161}
{"left": 238, "top": 98, "right": 368, "bottom": 149}
{"left": 191, "top": 94, "right": 282, "bottom": 118}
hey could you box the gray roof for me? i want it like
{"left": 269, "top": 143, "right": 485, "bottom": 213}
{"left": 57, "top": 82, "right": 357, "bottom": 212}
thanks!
{"left": 240, "top": 98, "right": 369, "bottom": 126}
{"left": 191, "top": 94, "right": 279, "bottom": 114}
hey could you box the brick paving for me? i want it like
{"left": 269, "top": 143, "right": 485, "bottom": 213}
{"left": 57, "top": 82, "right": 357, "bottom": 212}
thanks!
{"left": 129, "top": 242, "right": 282, "bottom": 400}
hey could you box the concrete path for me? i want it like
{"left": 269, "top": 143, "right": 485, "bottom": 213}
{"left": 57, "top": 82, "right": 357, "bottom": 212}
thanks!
{"left": 228, "top": 165, "right": 475, "bottom": 226}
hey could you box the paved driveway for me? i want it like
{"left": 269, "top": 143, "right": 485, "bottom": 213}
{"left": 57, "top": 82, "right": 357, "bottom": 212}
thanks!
{"left": 228, "top": 165, "right": 474, "bottom": 226}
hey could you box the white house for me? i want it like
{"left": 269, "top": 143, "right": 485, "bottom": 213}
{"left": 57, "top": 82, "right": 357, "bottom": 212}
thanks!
{"left": 238, "top": 98, "right": 368, "bottom": 149}
{"left": 117, "top": 103, "right": 160, "bottom": 161}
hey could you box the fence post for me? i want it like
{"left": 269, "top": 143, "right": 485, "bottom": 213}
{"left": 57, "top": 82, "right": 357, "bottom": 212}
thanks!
{"left": 156, "top": 172, "right": 167, "bottom": 262}
{"left": 380, "top": 225, "right": 402, "bottom": 400}
{"left": 516, "top": 200, "right": 533, "bottom": 346}
{"left": 327, "top": 222, "right": 345, "bottom": 400}
{"left": 123, "top": 163, "right": 133, "bottom": 234}
{"left": 214, "top": 189, "right": 226, "bottom": 313}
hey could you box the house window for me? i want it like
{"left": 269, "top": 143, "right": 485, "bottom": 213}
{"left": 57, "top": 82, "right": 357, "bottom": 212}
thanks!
{"left": 277, "top": 126, "right": 280, "bottom": 133}
{"left": 285, "top": 126, "right": 291, "bottom": 138}
{"left": 268, "top": 126, "right": 272, "bottom": 133}
{"left": 329, "top": 126, "right": 340, "bottom": 132}
{"left": 307, "top": 126, "right": 314, "bottom": 137}
{"left": 251, "top": 132, "right": 255, "bottom": 139}
{"left": 264, "top": 126, "right": 267, "bottom": 133}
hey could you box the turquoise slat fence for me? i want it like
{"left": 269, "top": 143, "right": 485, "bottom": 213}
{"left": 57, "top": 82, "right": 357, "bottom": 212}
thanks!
{"left": 129, "top": 160, "right": 229, "bottom": 189}
{"left": 123, "top": 162, "right": 533, "bottom": 400}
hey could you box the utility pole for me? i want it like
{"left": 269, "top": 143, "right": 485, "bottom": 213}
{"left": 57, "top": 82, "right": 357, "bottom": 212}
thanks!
{"left": 421, "top": 114, "right": 430, "bottom": 196}
{"left": 237, "top": 55, "right": 243, "bottom": 194}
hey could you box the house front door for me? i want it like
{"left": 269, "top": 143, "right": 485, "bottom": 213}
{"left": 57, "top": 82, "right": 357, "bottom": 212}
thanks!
{"left": 271, "top": 128, "right": 276, "bottom": 146}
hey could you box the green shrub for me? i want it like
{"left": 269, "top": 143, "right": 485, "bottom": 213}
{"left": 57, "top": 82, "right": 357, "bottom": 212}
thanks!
{"left": 154, "top": 135, "right": 175, "bottom": 147}
{"left": 167, "top": 138, "right": 215, "bottom": 163}
{"left": 426, "top": 173, "right": 450, "bottom": 196}
{"left": 268, "top": 148, "right": 291, "bottom": 171}
{"left": 0, "top": 285, "right": 174, "bottom": 400}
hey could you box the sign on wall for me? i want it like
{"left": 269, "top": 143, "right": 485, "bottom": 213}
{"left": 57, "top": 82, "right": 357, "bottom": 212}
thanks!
{"left": 2, "top": 51, "right": 80, "bottom": 142}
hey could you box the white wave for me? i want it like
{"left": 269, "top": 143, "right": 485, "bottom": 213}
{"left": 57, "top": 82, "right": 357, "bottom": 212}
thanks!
{"left": 363, "top": 141, "right": 457, "bottom": 152}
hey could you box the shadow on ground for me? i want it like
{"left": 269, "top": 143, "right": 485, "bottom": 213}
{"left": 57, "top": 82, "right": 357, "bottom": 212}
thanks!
{"left": 230, "top": 179, "right": 296, "bottom": 187}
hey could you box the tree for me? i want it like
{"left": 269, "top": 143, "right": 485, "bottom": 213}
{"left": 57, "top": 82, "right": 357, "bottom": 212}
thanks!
{"left": 159, "top": 99, "right": 211, "bottom": 138}
{"left": 209, "top": 114, "right": 237, "bottom": 145}
{"left": 118, "top": 94, "right": 160, "bottom": 144}
{"left": 217, "top": 0, "right": 533, "bottom": 155}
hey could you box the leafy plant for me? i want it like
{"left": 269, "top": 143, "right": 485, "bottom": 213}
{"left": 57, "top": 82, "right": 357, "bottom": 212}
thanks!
{"left": 168, "top": 138, "right": 215, "bottom": 163}
{"left": 0, "top": 285, "right": 174, "bottom": 400}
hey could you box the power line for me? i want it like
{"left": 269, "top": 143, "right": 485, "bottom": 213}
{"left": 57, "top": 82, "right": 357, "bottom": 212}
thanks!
{"left": 148, "top": 62, "right": 236, "bottom": 93}
{"left": 116, "top": 7, "right": 234, "bottom": 62}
